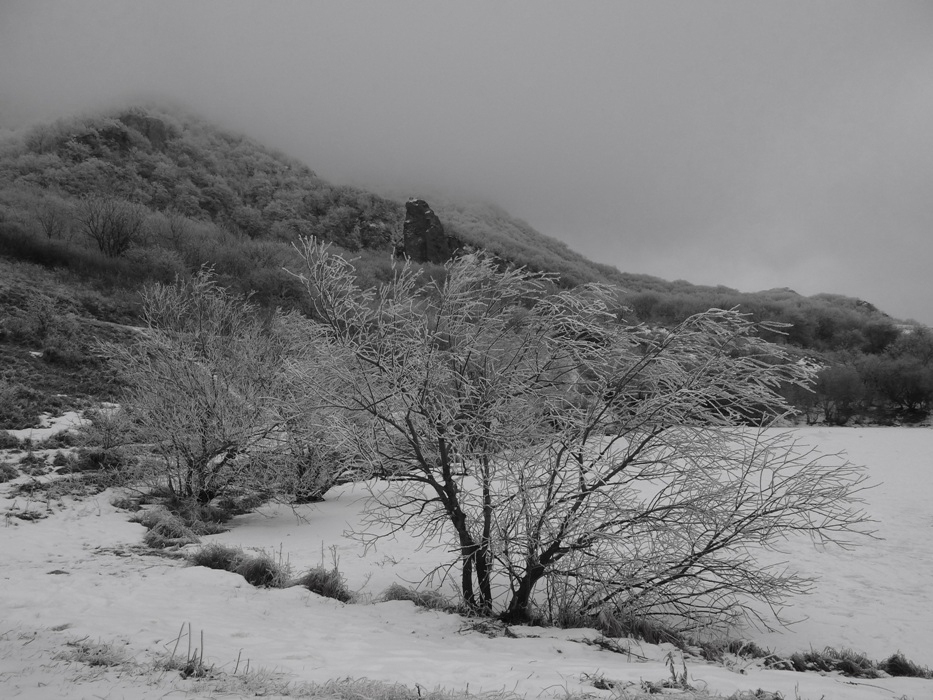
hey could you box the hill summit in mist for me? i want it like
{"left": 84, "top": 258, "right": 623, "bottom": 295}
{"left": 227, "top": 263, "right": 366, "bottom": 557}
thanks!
{"left": 0, "top": 104, "right": 910, "bottom": 322}
{"left": 0, "top": 103, "right": 889, "bottom": 302}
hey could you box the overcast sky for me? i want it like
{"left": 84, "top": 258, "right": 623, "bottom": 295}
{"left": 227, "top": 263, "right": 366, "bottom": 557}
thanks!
{"left": 2, "top": 1, "right": 932, "bottom": 323}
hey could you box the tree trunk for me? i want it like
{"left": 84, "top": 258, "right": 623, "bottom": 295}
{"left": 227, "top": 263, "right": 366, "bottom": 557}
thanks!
{"left": 459, "top": 534, "right": 477, "bottom": 610}
{"left": 452, "top": 506, "right": 490, "bottom": 613}
{"left": 501, "top": 562, "right": 546, "bottom": 623}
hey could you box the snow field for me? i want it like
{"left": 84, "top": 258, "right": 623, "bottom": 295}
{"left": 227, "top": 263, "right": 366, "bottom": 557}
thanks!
{"left": 0, "top": 426, "right": 931, "bottom": 699}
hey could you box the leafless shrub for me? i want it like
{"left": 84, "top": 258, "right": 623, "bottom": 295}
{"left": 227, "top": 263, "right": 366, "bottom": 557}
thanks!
{"left": 76, "top": 195, "right": 145, "bottom": 257}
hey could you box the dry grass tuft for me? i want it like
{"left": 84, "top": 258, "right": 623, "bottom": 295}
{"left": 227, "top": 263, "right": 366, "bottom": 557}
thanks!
{"left": 879, "top": 651, "right": 933, "bottom": 678}
{"left": 132, "top": 509, "right": 200, "bottom": 548}
{"left": 56, "top": 637, "right": 128, "bottom": 668}
{"left": 235, "top": 551, "right": 291, "bottom": 588}
{"left": 381, "top": 583, "right": 453, "bottom": 611}
{"left": 187, "top": 542, "right": 241, "bottom": 571}
{"left": 187, "top": 543, "right": 291, "bottom": 588}
{"left": 789, "top": 646, "right": 880, "bottom": 677}
{"left": 293, "top": 566, "right": 352, "bottom": 602}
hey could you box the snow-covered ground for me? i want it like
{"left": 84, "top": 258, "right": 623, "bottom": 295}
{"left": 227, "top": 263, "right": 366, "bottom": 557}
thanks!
{"left": 6, "top": 411, "right": 86, "bottom": 443}
{"left": 746, "top": 427, "right": 933, "bottom": 663}
{"left": 1, "top": 426, "right": 931, "bottom": 699}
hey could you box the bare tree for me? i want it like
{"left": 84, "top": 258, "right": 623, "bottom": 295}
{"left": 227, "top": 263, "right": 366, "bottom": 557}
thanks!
{"left": 33, "top": 195, "right": 73, "bottom": 241}
{"left": 109, "top": 271, "right": 287, "bottom": 504}
{"left": 290, "top": 239, "right": 872, "bottom": 630}
{"left": 76, "top": 195, "right": 145, "bottom": 257}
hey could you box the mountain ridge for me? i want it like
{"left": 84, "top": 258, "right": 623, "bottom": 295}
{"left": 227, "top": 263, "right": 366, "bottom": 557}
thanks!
{"left": 0, "top": 103, "right": 893, "bottom": 314}
{"left": 0, "top": 103, "right": 931, "bottom": 427}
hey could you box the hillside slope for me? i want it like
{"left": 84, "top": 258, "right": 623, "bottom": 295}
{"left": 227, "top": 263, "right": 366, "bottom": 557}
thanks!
{"left": 0, "top": 105, "right": 900, "bottom": 309}
{"left": 0, "top": 104, "right": 930, "bottom": 426}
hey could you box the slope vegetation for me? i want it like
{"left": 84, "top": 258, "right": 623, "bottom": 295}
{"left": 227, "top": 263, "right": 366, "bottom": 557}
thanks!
{"left": 0, "top": 104, "right": 929, "bottom": 425}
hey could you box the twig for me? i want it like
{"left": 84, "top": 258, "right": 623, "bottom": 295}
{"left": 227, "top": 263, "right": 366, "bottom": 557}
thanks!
{"left": 169, "top": 622, "right": 185, "bottom": 662}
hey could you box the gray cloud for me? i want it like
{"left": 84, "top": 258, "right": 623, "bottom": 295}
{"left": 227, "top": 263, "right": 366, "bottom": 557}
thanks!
{"left": 2, "top": 0, "right": 932, "bottom": 322}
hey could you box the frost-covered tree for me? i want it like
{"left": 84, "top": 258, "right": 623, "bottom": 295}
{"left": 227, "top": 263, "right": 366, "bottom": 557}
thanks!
{"left": 110, "top": 271, "right": 288, "bottom": 504}
{"left": 290, "top": 239, "right": 872, "bottom": 630}
{"left": 76, "top": 195, "right": 145, "bottom": 257}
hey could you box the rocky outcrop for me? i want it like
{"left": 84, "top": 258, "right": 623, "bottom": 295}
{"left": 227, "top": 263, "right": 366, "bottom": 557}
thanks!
{"left": 397, "top": 198, "right": 463, "bottom": 264}
{"left": 118, "top": 111, "right": 175, "bottom": 151}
